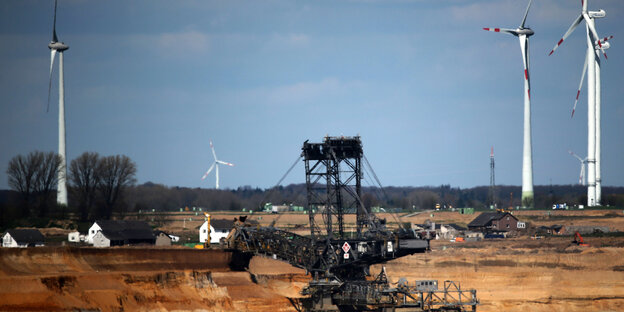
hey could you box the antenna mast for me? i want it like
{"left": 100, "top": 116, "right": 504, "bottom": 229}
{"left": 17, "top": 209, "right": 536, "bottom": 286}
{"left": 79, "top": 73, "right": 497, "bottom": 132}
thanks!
{"left": 489, "top": 146, "right": 496, "bottom": 208}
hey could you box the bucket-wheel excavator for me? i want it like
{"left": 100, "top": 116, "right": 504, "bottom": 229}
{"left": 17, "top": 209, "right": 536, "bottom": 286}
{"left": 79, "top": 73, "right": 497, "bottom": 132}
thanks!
{"left": 226, "top": 136, "right": 478, "bottom": 311}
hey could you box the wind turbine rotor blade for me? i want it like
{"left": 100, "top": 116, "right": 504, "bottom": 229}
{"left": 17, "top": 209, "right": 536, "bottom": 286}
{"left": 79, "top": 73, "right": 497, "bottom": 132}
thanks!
{"left": 568, "top": 150, "right": 584, "bottom": 162}
{"left": 572, "top": 50, "right": 589, "bottom": 118}
{"left": 583, "top": 13, "right": 607, "bottom": 59}
{"left": 47, "top": 49, "right": 57, "bottom": 112}
{"left": 549, "top": 14, "right": 584, "bottom": 55}
{"left": 52, "top": 0, "right": 58, "bottom": 42}
{"left": 202, "top": 163, "right": 216, "bottom": 180}
{"left": 217, "top": 160, "right": 235, "bottom": 167}
{"left": 519, "top": 35, "right": 531, "bottom": 99}
{"left": 598, "top": 36, "right": 614, "bottom": 44}
{"left": 210, "top": 140, "right": 217, "bottom": 160}
{"left": 483, "top": 28, "right": 518, "bottom": 36}
{"left": 520, "top": 0, "right": 533, "bottom": 28}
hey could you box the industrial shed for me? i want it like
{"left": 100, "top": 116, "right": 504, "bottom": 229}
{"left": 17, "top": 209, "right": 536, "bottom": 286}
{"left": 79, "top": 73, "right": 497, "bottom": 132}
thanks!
{"left": 2, "top": 229, "right": 45, "bottom": 248}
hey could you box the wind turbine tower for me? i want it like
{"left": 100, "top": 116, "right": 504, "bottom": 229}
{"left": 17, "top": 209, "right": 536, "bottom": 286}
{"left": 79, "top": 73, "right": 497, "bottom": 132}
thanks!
{"left": 48, "top": 0, "right": 69, "bottom": 206}
{"left": 484, "top": 0, "right": 534, "bottom": 207}
{"left": 549, "top": 0, "right": 608, "bottom": 206}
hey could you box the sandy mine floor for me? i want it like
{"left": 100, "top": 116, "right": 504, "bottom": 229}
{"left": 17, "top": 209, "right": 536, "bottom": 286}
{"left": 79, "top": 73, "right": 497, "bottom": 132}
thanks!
{"left": 1, "top": 209, "right": 623, "bottom": 311}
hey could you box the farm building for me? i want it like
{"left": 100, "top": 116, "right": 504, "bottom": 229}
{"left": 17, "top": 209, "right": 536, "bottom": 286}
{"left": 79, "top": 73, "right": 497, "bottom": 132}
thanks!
{"left": 549, "top": 225, "right": 609, "bottom": 235}
{"left": 467, "top": 212, "right": 520, "bottom": 233}
{"left": 199, "top": 219, "right": 234, "bottom": 244}
{"left": 2, "top": 229, "right": 45, "bottom": 248}
{"left": 88, "top": 220, "right": 155, "bottom": 247}
{"left": 154, "top": 231, "right": 172, "bottom": 246}
{"left": 438, "top": 223, "right": 467, "bottom": 240}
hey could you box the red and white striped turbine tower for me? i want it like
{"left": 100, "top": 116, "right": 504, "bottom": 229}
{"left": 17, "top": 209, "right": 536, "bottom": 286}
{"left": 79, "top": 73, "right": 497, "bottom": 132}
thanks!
{"left": 484, "top": 0, "right": 534, "bottom": 207}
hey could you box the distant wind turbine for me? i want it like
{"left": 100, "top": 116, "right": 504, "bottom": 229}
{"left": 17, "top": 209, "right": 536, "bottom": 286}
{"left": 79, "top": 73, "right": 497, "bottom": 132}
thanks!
{"left": 483, "top": 0, "right": 534, "bottom": 207}
{"left": 568, "top": 150, "right": 587, "bottom": 186}
{"left": 201, "top": 140, "right": 234, "bottom": 189}
{"left": 48, "top": 0, "right": 69, "bottom": 206}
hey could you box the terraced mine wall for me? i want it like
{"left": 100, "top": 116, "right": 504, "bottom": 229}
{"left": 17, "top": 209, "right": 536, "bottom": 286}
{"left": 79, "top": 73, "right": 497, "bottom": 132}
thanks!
{"left": 0, "top": 247, "right": 234, "bottom": 276}
{"left": 0, "top": 247, "right": 300, "bottom": 312}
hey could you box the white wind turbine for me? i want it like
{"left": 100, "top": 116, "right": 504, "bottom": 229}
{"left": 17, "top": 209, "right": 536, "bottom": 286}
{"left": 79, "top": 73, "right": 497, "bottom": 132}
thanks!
{"left": 570, "top": 35, "right": 612, "bottom": 203}
{"left": 483, "top": 0, "right": 534, "bottom": 207}
{"left": 47, "top": 0, "right": 69, "bottom": 206}
{"left": 201, "top": 140, "right": 234, "bottom": 189}
{"left": 549, "top": 0, "right": 608, "bottom": 207}
{"left": 568, "top": 150, "right": 588, "bottom": 186}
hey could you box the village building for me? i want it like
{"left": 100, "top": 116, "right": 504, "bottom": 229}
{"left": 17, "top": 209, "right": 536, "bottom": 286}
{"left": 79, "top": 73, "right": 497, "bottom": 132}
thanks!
{"left": 88, "top": 220, "right": 155, "bottom": 247}
{"left": 542, "top": 224, "right": 609, "bottom": 235}
{"left": 565, "top": 225, "right": 609, "bottom": 234}
{"left": 154, "top": 231, "right": 172, "bottom": 246}
{"left": 438, "top": 223, "right": 467, "bottom": 240}
{"left": 467, "top": 212, "right": 520, "bottom": 233}
{"left": 2, "top": 229, "right": 45, "bottom": 248}
{"left": 199, "top": 219, "right": 234, "bottom": 244}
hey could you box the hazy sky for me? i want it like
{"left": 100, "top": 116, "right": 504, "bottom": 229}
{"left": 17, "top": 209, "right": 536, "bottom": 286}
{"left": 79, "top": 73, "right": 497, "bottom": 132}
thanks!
{"left": 1, "top": 0, "right": 623, "bottom": 190}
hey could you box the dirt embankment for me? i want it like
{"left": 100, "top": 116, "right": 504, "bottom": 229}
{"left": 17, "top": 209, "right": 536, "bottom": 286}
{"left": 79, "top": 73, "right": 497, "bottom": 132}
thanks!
{"left": 0, "top": 247, "right": 302, "bottom": 312}
{"left": 0, "top": 247, "right": 233, "bottom": 277}
{"left": 375, "top": 238, "right": 624, "bottom": 312}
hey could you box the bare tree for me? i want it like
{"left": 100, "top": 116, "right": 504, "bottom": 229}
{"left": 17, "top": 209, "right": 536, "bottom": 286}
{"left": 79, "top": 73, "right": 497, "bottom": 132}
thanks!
{"left": 7, "top": 153, "right": 40, "bottom": 217}
{"left": 6, "top": 151, "right": 61, "bottom": 218}
{"left": 69, "top": 152, "right": 100, "bottom": 221}
{"left": 97, "top": 155, "right": 137, "bottom": 219}
{"left": 33, "top": 152, "right": 62, "bottom": 217}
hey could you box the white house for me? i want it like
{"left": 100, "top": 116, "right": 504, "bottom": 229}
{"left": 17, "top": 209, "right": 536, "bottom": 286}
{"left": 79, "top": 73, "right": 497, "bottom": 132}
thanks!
{"left": 92, "top": 231, "right": 111, "bottom": 248}
{"left": 68, "top": 231, "right": 80, "bottom": 243}
{"left": 2, "top": 229, "right": 45, "bottom": 248}
{"left": 199, "top": 219, "right": 233, "bottom": 244}
{"left": 87, "top": 222, "right": 103, "bottom": 244}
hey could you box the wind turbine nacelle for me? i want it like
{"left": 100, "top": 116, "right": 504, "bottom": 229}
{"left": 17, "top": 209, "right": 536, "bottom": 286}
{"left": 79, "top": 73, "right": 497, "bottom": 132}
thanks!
{"left": 588, "top": 10, "right": 606, "bottom": 18}
{"left": 517, "top": 28, "right": 534, "bottom": 36}
{"left": 48, "top": 41, "right": 69, "bottom": 51}
{"left": 597, "top": 42, "right": 610, "bottom": 50}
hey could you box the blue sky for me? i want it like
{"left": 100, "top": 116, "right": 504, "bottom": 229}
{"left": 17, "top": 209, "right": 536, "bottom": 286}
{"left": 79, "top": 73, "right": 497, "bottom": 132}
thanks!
{"left": 1, "top": 0, "right": 623, "bottom": 190}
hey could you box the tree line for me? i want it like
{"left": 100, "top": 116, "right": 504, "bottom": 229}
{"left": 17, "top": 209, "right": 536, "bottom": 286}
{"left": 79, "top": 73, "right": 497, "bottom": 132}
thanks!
{"left": 2, "top": 151, "right": 136, "bottom": 227}
{"left": 123, "top": 182, "right": 624, "bottom": 214}
{"left": 3, "top": 151, "right": 624, "bottom": 230}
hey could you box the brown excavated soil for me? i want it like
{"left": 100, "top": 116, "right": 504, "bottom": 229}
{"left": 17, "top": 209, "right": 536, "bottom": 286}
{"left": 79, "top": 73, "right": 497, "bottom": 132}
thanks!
{"left": 2, "top": 209, "right": 624, "bottom": 311}
{"left": 0, "top": 247, "right": 300, "bottom": 312}
{"left": 375, "top": 237, "right": 624, "bottom": 312}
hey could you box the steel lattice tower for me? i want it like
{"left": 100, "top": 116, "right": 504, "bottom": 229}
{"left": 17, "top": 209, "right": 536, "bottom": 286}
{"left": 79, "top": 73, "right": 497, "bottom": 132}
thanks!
{"left": 302, "top": 136, "right": 364, "bottom": 240}
{"left": 489, "top": 146, "right": 496, "bottom": 208}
